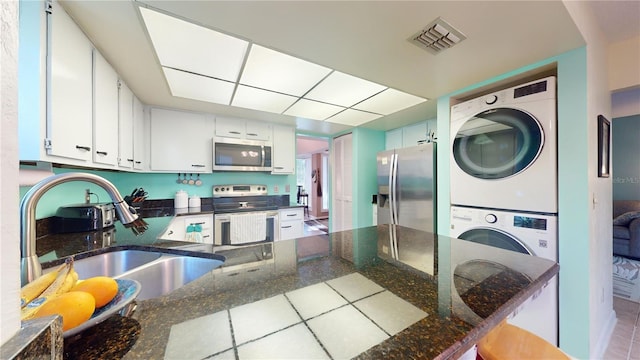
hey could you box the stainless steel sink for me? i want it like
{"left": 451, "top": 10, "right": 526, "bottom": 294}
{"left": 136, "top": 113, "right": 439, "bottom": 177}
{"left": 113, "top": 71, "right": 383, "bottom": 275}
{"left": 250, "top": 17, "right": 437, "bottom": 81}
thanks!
{"left": 72, "top": 250, "right": 163, "bottom": 278}
{"left": 114, "top": 256, "right": 223, "bottom": 300}
{"left": 69, "top": 249, "right": 224, "bottom": 300}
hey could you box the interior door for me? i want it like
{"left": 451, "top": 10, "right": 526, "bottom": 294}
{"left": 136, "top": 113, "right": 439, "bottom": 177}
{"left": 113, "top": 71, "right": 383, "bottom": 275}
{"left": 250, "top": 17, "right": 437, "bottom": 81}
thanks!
{"left": 332, "top": 133, "right": 353, "bottom": 232}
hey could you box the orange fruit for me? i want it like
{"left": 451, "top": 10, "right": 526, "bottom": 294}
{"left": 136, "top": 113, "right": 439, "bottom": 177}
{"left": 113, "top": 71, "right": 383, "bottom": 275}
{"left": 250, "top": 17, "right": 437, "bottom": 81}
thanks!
{"left": 71, "top": 276, "right": 119, "bottom": 308}
{"left": 34, "top": 291, "right": 96, "bottom": 331}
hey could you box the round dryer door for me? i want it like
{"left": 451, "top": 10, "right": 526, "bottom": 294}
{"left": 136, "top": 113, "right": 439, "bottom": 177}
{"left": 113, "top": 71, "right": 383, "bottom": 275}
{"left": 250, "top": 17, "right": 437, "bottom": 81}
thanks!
{"left": 457, "top": 228, "right": 532, "bottom": 255}
{"left": 452, "top": 108, "right": 544, "bottom": 179}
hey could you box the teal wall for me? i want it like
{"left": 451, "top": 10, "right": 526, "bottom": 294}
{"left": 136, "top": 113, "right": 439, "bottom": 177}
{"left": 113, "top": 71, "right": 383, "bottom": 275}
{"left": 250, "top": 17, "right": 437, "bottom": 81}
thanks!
{"left": 612, "top": 115, "right": 640, "bottom": 200}
{"left": 352, "top": 127, "right": 385, "bottom": 228}
{"left": 20, "top": 168, "right": 296, "bottom": 219}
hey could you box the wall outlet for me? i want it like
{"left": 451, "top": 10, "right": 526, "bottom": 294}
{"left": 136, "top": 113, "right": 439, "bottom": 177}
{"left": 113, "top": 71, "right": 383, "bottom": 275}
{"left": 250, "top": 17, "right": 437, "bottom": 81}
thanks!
{"left": 285, "top": 184, "right": 290, "bottom": 193}
{"left": 273, "top": 185, "right": 279, "bottom": 193}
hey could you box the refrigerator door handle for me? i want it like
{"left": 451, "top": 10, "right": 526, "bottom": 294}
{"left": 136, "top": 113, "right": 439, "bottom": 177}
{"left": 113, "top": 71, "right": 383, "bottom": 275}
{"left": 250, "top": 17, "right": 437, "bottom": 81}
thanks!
{"left": 391, "top": 153, "right": 399, "bottom": 225}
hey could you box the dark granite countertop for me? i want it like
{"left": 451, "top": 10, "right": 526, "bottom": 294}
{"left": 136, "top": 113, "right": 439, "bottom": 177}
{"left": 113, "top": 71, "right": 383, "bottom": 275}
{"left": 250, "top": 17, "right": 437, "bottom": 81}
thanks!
{"left": 31, "top": 213, "right": 558, "bottom": 360}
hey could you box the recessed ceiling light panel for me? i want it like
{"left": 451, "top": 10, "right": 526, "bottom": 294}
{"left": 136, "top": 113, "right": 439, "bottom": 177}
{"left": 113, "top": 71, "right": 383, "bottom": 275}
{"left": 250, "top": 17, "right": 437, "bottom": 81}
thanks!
{"left": 232, "top": 85, "right": 298, "bottom": 114}
{"left": 140, "top": 7, "right": 248, "bottom": 81}
{"left": 325, "top": 109, "right": 382, "bottom": 127}
{"left": 306, "top": 71, "right": 386, "bottom": 107}
{"left": 240, "top": 45, "right": 332, "bottom": 97}
{"left": 283, "top": 98, "right": 345, "bottom": 121}
{"left": 354, "top": 88, "right": 427, "bottom": 115}
{"left": 162, "top": 67, "right": 235, "bottom": 104}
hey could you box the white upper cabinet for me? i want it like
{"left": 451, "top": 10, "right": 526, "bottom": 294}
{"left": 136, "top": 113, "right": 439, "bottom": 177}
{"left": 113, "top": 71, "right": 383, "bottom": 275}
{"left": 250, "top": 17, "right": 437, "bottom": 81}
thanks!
{"left": 92, "top": 50, "right": 119, "bottom": 166}
{"left": 271, "top": 125, "right": 296, "bottom": 174}
{"left": 215, "top": 117, "right": 272, "bottom": 141}
{"left": 47, "top": 1, "right": 93, "bottom": 161}
{"left": 133, "top": 96, "right": 145, "bottom": 170}
{"left": 149, "top": 108, "right": 214, "bottom": 172}
{"left": 402, "top": 122, "right": 428, "bottom": 147}
{"left": 118, "top": 81, "right": 135, "bottom": 169}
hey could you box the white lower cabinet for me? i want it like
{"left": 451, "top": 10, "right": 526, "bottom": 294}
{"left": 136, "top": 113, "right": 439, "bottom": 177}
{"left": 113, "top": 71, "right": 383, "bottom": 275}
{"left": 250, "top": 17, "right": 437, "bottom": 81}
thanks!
{"left": 279, "top": 208, "right": 304, "bottom": 241}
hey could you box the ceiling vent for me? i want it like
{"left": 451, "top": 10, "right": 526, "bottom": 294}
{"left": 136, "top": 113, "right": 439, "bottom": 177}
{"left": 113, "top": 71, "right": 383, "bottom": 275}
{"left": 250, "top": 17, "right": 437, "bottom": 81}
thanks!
{"left": 409, "top": 17, "right": 466, "bottom": 55}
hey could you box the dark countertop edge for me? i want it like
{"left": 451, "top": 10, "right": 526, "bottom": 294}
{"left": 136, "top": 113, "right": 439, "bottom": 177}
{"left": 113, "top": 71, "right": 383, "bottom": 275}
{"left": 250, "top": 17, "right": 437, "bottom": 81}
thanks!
{"left": 436, "top": 262, "right": 560, "bottom": 360}
{"left": 40, "top": 242, "right": 225, "bottom": 270}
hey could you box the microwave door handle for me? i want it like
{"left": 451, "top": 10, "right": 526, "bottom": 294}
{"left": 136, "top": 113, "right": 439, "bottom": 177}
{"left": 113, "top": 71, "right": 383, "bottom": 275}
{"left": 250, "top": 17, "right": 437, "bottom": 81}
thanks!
{"left": 261, "top": 146, "right": 265, "bottom": 167}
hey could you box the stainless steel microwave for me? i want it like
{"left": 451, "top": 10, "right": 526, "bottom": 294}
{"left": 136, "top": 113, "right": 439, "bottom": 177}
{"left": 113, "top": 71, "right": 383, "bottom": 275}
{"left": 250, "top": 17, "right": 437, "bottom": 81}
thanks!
{"left": 213, "top": 137, "right": 272, "bottom": 172}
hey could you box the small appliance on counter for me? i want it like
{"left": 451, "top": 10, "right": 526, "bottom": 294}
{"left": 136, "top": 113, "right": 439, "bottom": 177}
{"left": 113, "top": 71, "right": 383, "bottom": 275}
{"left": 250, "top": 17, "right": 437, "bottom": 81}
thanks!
{"left": 51, "top": 203, "right": 116, "bottom": 234}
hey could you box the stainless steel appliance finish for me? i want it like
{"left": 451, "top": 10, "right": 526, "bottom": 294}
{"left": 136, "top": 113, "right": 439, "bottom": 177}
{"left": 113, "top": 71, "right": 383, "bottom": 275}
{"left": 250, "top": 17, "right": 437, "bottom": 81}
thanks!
{"left": 53, "top": 203, "right": 116, "bottom": 233}
{"left": 377, "top": 144, "right": 436, "bottom": 233}
{"left": 214, "top": 210, "right": 279, "bottom": 245}
{"left": 213, "top": 137, "right": 272, "bottom": 172}
{"left": 213, "top": 184, "right": 268, "bottom": 198}
{"left": 212, "top": 184, "right": 279, "bottom": 245}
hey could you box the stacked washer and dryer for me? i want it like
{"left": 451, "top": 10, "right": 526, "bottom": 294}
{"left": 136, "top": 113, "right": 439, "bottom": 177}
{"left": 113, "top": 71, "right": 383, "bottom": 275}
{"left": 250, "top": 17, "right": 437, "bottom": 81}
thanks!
{"left": 449, "top": 76, "right": 559, "bottom": 345}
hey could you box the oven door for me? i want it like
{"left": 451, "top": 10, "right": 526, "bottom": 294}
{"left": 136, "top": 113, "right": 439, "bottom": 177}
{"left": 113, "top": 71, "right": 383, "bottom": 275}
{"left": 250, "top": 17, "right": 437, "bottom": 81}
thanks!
{"left": 214, "top": 210, "right": 279, "bottom": 245}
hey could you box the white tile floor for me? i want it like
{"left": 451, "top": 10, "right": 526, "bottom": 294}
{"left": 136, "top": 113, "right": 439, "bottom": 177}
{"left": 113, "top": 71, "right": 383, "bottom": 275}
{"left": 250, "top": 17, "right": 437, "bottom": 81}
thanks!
{"left": 163, "top": 273, "right": 427, "bottom": 359}
{"left": 603, "top": 296, "right": 640, "bottom": 360}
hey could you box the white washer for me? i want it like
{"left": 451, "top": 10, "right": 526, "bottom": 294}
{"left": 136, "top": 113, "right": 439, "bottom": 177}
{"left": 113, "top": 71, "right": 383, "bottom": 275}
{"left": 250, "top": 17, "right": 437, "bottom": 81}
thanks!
{"left": 450, "top": 76, "right": 557, "bottom": 213}
{"left": 450, "top": 205, "right": 558, "bottom": 346}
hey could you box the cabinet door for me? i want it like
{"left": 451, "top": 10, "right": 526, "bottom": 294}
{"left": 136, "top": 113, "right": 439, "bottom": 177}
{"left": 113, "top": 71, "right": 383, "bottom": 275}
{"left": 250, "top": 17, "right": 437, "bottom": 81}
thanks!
{"left": 332, "top": 134, "right": 353, "bottom": 232}
{"left": 215, "top": 117, "right": 244, "bottom": 138}
{"left": 118, "top": 81, "right": 134, "bottom": 169}
{"left": 132, "top": 96, "right": 145, "bottom": 170}
{"left": 92, "top": 50, "right": 119, "bottom": 166}
{"left": 150, "top": 108, "right": 214, "bottom": 172}
{"left": 271, "top": 125, "right": 295, "bottom": 174}
{"left": 402, "top": 122, "right": 428, "bottom": 147}
{"left": 246, "top": 120, "right": 272, "bottom": 141}
{"left": 47, "top": 2, "right": 93, "bottom": 161}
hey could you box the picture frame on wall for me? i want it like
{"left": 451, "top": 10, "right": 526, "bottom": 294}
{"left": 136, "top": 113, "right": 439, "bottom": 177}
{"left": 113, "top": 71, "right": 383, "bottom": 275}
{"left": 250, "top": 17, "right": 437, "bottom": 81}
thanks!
{"left": 597, "top": 115, "right": 610, "bottom": 178}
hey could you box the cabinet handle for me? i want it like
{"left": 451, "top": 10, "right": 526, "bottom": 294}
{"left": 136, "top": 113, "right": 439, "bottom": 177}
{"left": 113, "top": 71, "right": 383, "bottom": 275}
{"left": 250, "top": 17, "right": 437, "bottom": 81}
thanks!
{"left": 135, "top": 161, "right": 141, "bottom": 164}
{"left": 76, "top": 145, "right": 91, "bottom": 151}
{"left": 274, "top": 167, "right": 284, "bottom": 170}
{"left": 167, "top": 230, "right": 174, "bottom": 235}
{"left": 229, "top": 131, "right": 241, "bottom": 135}
{"left": 282, "top": 225, "right": 292, "bottom": 229}
{"left": 191, "top": 164, "right": 205, "bottom": 168}
{"left": 96, "top": 151, "right": 108, "bottom": 156}
{"left": 127, "top": 159, "right": 134, "bottom": 162}
{"left": 203, "top": 235, "right": 210, "bottom": 238}
{"left": 247, "top": 133, "right": 258, "bottom": 137}
{"left": 287, "top": 214, "right": 296, "bottom": 217}
{"left": 189, "top": 222, "right": 206, "bottom": 225}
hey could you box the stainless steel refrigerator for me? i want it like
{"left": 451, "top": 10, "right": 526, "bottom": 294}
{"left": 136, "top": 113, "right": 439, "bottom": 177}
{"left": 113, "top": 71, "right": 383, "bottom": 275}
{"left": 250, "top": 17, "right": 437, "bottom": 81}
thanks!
{"left": 377, "top": 143, "right": 436, "bottom": 233}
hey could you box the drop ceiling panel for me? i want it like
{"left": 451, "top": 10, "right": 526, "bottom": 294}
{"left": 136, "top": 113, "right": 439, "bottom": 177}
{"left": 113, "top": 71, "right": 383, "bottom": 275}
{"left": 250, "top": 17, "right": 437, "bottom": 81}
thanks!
{"left": 163, "top": 67, "right": 235, "bottom": 104}
{"left": 283, "top": 98, "right": 345, "bottom": 120}
{"left": 140, "top": 7, "right": 248, "bottom": 82}
{"left": 326, "top": 109, "right": 382, "bottom": 127}
{"left": 232, "top": 85, "right": 298, "bottom": 114}
{"left": 353, "top": 88, "right": 427, "bottom": 115}
{"left": 305, "top": 71, "right": 387, "bottom": 107}
{"left": 240, "top": 45, "right": 332, "bottom": 96}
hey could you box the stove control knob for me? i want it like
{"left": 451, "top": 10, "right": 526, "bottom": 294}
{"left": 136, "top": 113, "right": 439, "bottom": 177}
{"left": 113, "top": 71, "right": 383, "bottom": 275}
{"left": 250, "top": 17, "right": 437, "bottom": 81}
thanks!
{"left": 485, "top": 214, "right": 498, "bottom": 224}
{"left": 485, "top": 95, "right": 498, "bottom": 105}
{"left": 214, "top": 187, "right": 219, "bottom": 192}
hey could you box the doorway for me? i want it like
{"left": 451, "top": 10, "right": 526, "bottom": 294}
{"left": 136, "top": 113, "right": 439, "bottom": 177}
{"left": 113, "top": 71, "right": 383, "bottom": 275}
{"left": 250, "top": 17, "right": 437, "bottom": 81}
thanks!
{"left": 296, "top": 135, "right": 329, "bottom": 223}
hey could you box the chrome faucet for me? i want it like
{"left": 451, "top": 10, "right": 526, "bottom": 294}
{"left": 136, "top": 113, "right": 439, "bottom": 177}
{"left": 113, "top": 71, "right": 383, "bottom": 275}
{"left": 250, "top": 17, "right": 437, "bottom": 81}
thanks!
{"left": 20, "top": 172, "right": 138, "bottom": 285}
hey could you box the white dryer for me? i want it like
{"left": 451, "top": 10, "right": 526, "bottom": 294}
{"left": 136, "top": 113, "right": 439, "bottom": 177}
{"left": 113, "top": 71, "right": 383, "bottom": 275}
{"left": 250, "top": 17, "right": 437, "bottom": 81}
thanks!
{"left": 450, "top": 205, "right": 558, "bottom": 346}
{"left": 450, "top": 76, "right": 557, "bottom": 213}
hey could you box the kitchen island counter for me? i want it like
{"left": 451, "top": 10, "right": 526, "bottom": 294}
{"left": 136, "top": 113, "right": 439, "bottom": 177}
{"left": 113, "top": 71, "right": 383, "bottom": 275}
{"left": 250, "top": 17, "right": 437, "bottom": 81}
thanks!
{"left": 35, "top": 223, "right": 557, "bottom": 359}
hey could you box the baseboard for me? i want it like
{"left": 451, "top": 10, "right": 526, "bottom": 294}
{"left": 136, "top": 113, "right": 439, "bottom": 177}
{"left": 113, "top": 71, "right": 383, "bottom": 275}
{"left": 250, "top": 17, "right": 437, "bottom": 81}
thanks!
{"left": 591, "top": 309, "right": 617, "bottom": 359}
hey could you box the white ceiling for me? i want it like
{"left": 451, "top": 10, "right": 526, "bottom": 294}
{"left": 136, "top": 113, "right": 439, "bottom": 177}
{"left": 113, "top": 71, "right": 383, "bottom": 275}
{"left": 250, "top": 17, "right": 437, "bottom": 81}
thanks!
{"left": 60, "top": 1, "right": 638, "bottom": 135}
